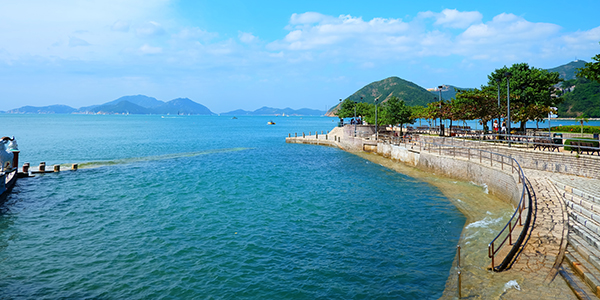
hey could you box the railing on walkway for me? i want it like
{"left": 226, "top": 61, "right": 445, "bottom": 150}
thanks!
{"left": 382, "top": 137, "right": 535, "bottom": 272}
{"left": 417, "top": 132, "right": 600, "bottom": 155}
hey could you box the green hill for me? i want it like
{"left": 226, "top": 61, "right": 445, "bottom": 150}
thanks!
{"left": 550, "top": 60, "right": 600, "bottom": 117}
{"left": 327, "top": 76, "right": 436, "bottom": 115}
{"left": 557, "top": 77, "right": 600, "bottom": 117}
{"left": 547, "top": 60, "right": 587, "bottom": 81}
{"left": 428, "top": 85, "right": 472, "bottom": 101}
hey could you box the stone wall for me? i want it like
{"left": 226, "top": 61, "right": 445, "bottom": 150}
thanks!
{"left": 376, "top": 142, "right": 521, "bottom": 206}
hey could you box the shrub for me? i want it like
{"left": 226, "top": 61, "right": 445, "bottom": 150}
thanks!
{"left": 550, "top": 125, "right": 600, "bottom": 134}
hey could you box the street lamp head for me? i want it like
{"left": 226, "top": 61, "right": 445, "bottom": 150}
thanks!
{"left": 375, "top": 98, "right": 379, "bottom": 103}
{"left": 495, "top": 78, "right": 501, "bottom": 83}
{"left": 339, "top": 98, "right": 342, "bottom": 102}
{"left": 504, "top": 72, "right": 511, "bottom": 78}
{"left": 438, "top": 85, "right": 443, "bottom": 90}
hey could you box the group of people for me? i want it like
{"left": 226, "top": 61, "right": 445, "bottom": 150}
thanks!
{"left": 349, "top": 117, "right": 362, "bottom": 125}
{"left": 493, "top": 120, "right": 507, "bottom": 134}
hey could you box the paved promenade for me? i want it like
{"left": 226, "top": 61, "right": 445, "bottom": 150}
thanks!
{"left": 496, "top": 170, "right": 574, "bottom": 299}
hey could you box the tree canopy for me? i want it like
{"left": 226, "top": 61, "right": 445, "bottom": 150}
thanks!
{"left": 487, "top": 63, "right": 562, "bottom": 130}
{"left": 578, "top": 43, "right": 600, "bottom": 84}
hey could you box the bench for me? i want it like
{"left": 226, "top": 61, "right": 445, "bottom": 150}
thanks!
{"left": 570, "top": 141, "right": 600, "bottom": 155}
{"left": 533, "top": 138, "right": 559, "bottom": 152}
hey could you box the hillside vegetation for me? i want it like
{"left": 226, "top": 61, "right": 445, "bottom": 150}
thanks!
{"left": 327, "top": 77, "right": 436, "bottom": 115}
{"left": 558, "top": 77, "right": 600, "bottom": 117}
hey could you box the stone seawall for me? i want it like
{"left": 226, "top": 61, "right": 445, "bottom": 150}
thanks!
{"left": 377, "top": 142, "right": 521, "bottom": 207}
{"left": 286, "top": 127, "right": 521, "bottom": 207}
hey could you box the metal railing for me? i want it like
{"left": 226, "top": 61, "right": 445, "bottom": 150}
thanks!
{"left": 381, "top": 136, "right": 534, "bottom": 272}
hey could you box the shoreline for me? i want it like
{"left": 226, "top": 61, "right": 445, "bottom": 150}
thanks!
{"left": 286, "top": 127, "right": 580, "bottom": 298}
{"left": 349, "top": 151, "right": 516, "bottom": 298}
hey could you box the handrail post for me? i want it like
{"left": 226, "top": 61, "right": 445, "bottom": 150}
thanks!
{"left": 489, "top": 244, "right": 494, "bottom": 269}
{"left": 458, "top": 271, "right": 462, "bottom": 299}
{"left": 509, "top": 222, "right": 512, "bottom": 245}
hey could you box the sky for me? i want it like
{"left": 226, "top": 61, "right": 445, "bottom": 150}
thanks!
{"left": 1, "top": 0, "right": 599, "bottom": 113}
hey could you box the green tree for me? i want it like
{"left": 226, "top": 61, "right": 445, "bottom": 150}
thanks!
{"left": 487, "top": 63, "right": 562, "bottom": 131}
{"left": 578, "top": 43, "right": 600, "bottom": 84}
{"left": 361, "top": 102, "right": 384, "bottom": 126}
{"left": 335, "top": 99, "right": 357, "bottom": 119}
{"left": 455, "top": 87, "right": 500, "bottom": 132}
{"left": 381, "top": 96, "right": 414, "bottom": 134}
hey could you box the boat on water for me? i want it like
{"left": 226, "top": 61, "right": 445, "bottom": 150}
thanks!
{"left": 0, "top": 137, "right": 19, "bottom": 203}
{"left": 267, "top": 120, "right": 275, "bottom": 125}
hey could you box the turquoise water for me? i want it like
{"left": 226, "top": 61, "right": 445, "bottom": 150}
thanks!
{"left": 0, "top": 115, "right": 465, "bottom": 299}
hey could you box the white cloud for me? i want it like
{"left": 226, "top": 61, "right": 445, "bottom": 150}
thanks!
{"left": 268, "top": 10, "right": 600, "bottom": 68}
{"left": 270, "top": 13, "right": 410, "bottom": 52}
{"left": 112, "top": 20, "right": 130, "bottom": 32}
{"left": 69, "top": 36, "right": 91, "bottom": 47}
{"left": 238, "top": 32, "right": 257, "bottom": 44}
{"left": 173, "top": 27, "right": 218, "bottom": 41}
{"left": 136, "top": 21, "right": 166, "bottom": 37}
{"left": 419, "top": 9, "right": 482, "bottom": 29}
{"left": 289, "top": 12, "right": 332, "bottom": 25}
{"left": 0, "top": 0, "right": 170, "bottom": 59}
{"left": 139, "top": 44, "right": 162, "bottom": 54}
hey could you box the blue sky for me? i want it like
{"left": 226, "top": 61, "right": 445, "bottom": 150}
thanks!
{"left": 1, "top": 0, "right": 599, "bottom": 113}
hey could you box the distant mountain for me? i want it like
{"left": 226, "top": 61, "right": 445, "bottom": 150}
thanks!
{"left": 221, "top": 106, "right": 325, "bottom": 116}
{"left": 327, "top": 76, "right": 437, "bottom": 115}
{"left": 104, "top": 95, "right": 164, "bottom": 108}
{"left": 547, "top": 60, "right": 587, "bottom": 81}
{"left": 5, "top": 95, "right": 215, "bottom": 115}
{"left": 84, "top": 101, "right": 153, "bottom": 114}
{"left": 428, "top": 85, "right": 473, "bottom": 101}
{"left": 6, "top": 105, "right": 77, "bottom": 114}
{"left": 223, "top": 109, "right": 253, "bottom": 115}
{"left": 79, "top": 95, "right": 165, "bottom": 113}
{"left": 154, "top": 98, "right": 214, "bottom": 115}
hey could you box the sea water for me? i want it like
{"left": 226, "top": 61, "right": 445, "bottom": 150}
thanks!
{"left": 0, "top": 115, "right": 466, "bottom": 299}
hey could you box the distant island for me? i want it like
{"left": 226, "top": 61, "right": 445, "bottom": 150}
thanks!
{"left": 1, "top": 95, "right": 326, "bottom": 116}
{"left": 221, "top": 106, "right": 325, "bottom": 116}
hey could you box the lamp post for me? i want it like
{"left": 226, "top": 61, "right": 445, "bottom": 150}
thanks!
{"left": 354, "top": 101, "right": 357, "bottom": 137}
{"left": 496, "top": 78, "right": 501, "bottom": 135}
{"left": 375, "top": 98, "right": 379, "bottom": 140}
{"left": 438, "top": 86, "right": 444, "bottom": 136}
{"left": 339, "top": 99, "right": 343, "bottom": 126}
{"left": 505, "top": 72, "right": 511, "bottom": 147}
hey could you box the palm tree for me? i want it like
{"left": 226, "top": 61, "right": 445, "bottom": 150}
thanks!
{"left": 576, "top": 114, "right": 589, "bottom": 137}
